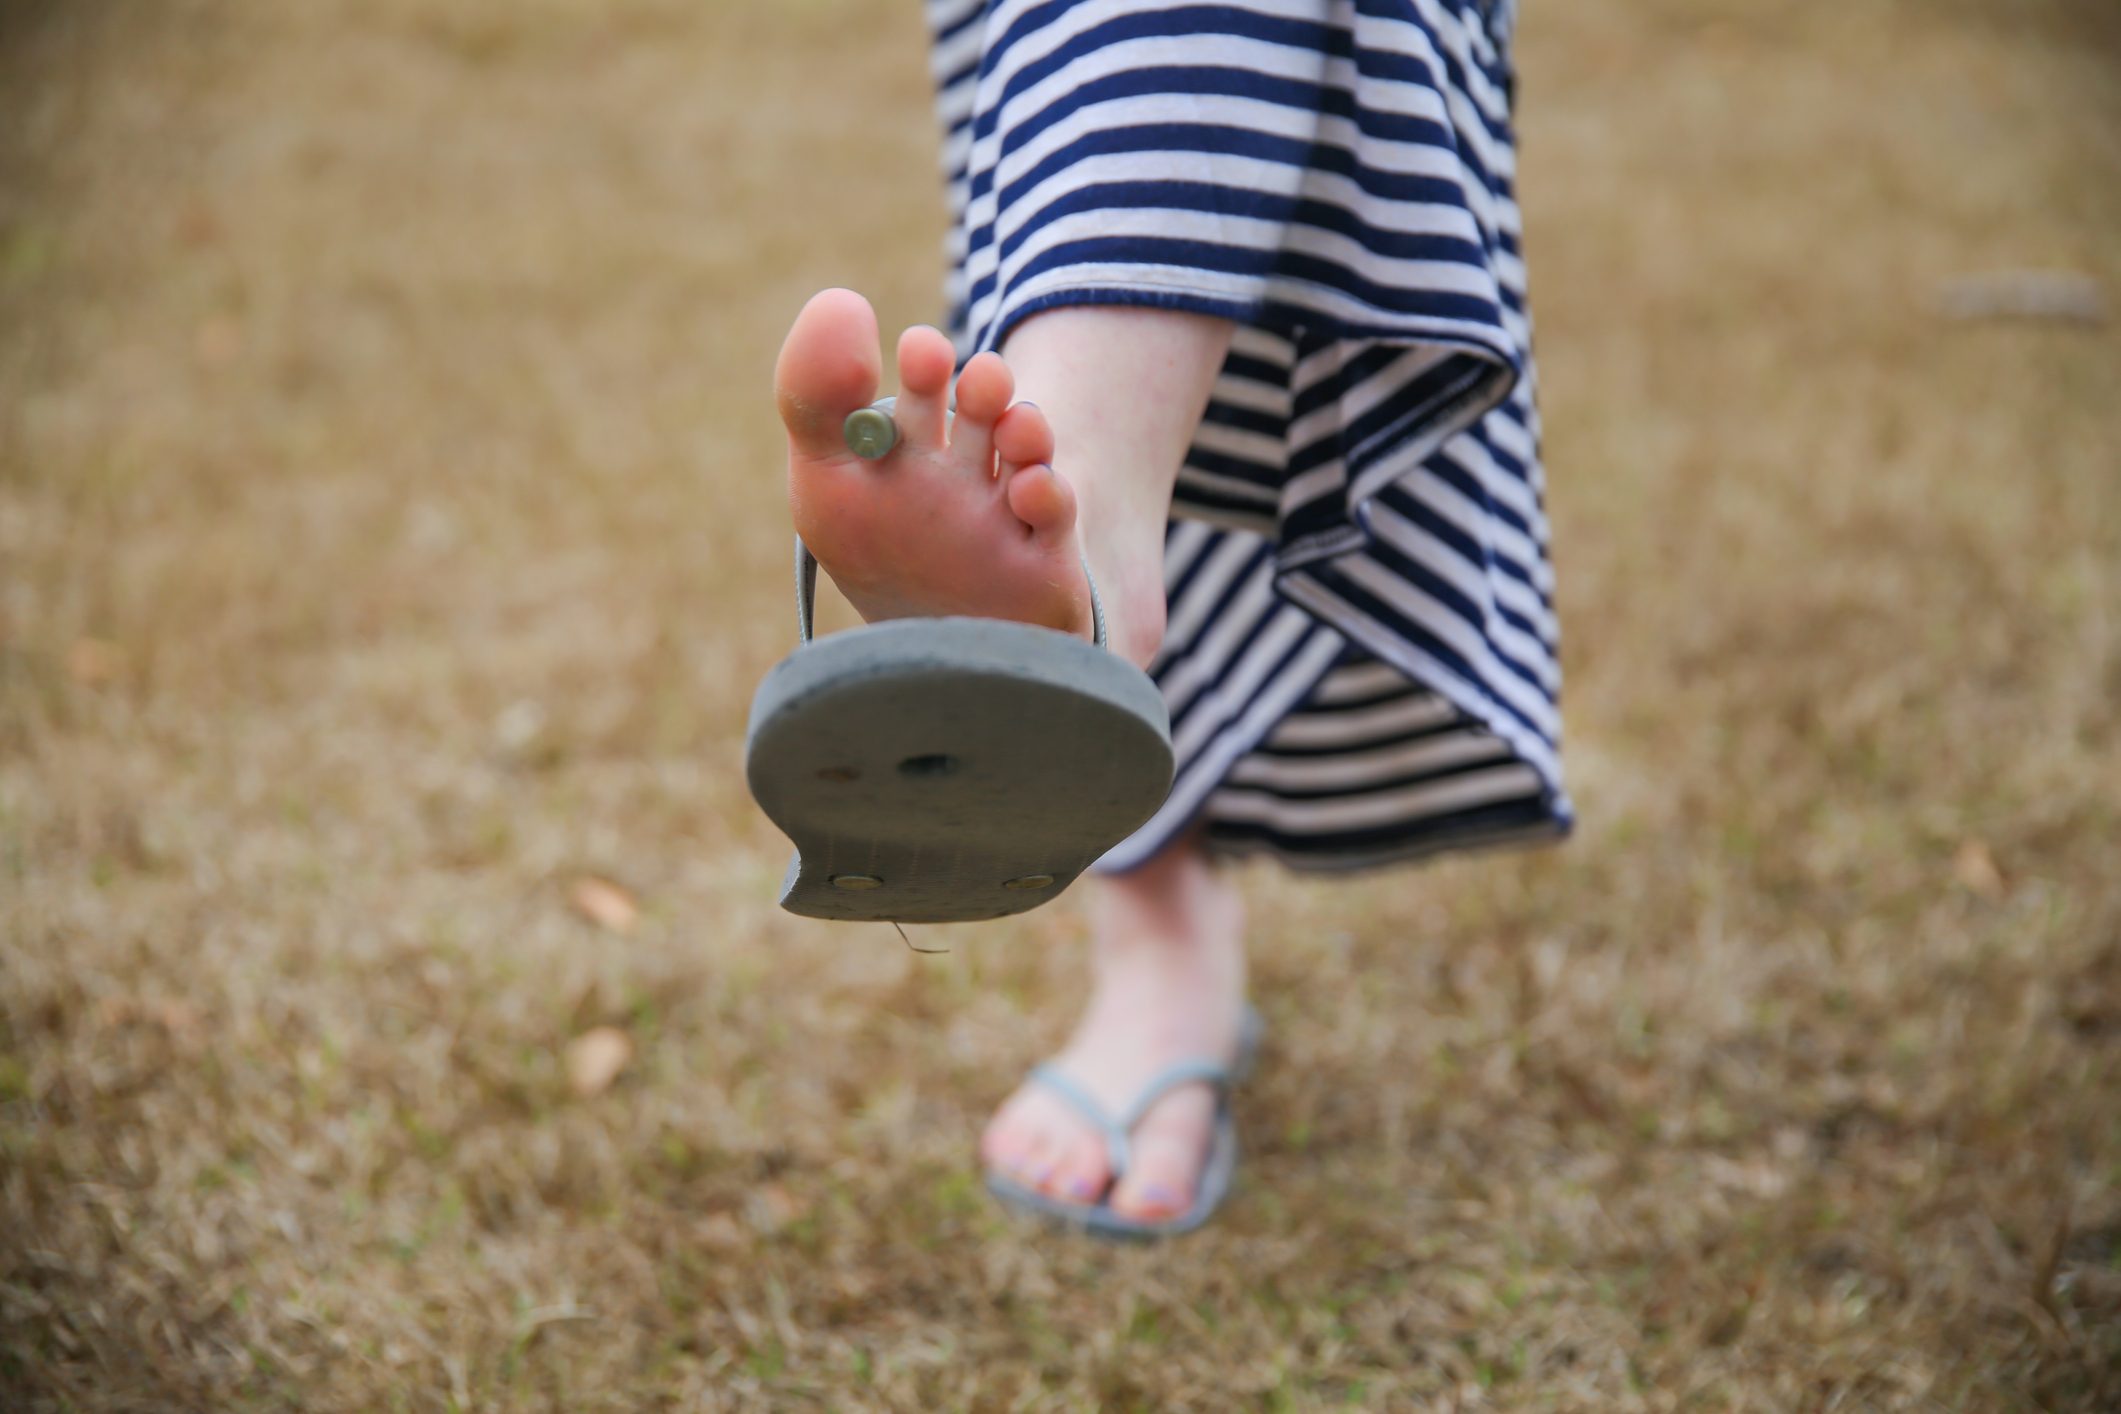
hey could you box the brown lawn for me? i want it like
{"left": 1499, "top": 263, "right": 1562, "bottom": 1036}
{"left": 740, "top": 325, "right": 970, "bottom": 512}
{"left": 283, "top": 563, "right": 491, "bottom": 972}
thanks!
{"left": 3, "top": 0, "right": 2118, "bottom": 1408}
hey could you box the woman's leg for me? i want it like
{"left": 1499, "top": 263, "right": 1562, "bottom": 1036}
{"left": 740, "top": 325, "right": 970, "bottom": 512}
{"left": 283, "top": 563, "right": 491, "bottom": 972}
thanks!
{"left": 773, "top": 289, "right": 1250, "bottom": 1218}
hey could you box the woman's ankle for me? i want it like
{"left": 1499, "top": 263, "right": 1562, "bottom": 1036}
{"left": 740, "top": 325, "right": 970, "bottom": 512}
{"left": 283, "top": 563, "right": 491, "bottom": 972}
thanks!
{"left": 997, "top": 305, "right": 1235, "bottom": 667}
{"left": 1089, "top": 841, "right": 1247, "bottom": 993}
{"left": 1087, "top": 542, "right": 1169, "bottom": 668}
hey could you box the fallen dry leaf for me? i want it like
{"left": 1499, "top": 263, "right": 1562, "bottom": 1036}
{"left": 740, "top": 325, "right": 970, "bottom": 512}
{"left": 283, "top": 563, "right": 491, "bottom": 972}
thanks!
{"left": 97, "top": 995, "right": 198, "bottom": 1031}
{"left": 745, "top": 1182, "right": 807, "bottom": 1235}
{"left": 96, "top": 997, "right": 204, "bottom": 1051}
{"left": 174, "top": 202, "right": 223, "bottom": 247}
{"left": 492, "top": 698, "right": 547, "bottom": 754}
{"left": 1936, "top": 269, "right": 2106, "bottom": 326}
{"left": 1953, "top": 840, "right": 2007, "bottom": 900}
{"left": 564, "top": 1026, "right": 633, "bottom": 1098}
{"left": 67, "top": 637, "right": 124, "bottom": 686}
{"left": 194, "top": 316, "right": 244, "bottom": 366}
{"left": 568, "top": 876, "right": 639, "bottom": 934}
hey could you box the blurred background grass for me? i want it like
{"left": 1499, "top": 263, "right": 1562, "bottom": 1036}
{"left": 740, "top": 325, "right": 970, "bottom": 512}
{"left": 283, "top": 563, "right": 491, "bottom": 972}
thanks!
{"left": 2, "top": 0, "right": 2118, "bottom": 1408}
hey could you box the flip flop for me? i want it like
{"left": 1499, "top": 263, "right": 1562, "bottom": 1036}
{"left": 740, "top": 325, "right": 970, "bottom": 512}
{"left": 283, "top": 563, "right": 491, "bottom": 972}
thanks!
{"left": 745, "top": 398, "right": 1175, "bottom": 924}
{"left": 985, "top": 1007, "right": 1264, "bottom": 1241}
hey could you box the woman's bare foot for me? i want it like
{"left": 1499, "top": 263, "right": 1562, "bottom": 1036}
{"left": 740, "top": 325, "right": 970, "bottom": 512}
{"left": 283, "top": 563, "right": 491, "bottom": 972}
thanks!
{"left": 980, "top": 843, "right": 1249, "bottom": 1223}
{"left": 775, "top": 288, "right": 1232, "bottom": 669}
{"left": 775, "top": 288, "right": 1096, "bottom": 643}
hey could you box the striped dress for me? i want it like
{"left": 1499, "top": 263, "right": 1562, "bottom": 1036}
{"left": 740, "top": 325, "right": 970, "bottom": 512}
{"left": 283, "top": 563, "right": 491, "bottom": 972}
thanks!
{"left": 926, "top": 0, "right": 1570, "bottom": 871}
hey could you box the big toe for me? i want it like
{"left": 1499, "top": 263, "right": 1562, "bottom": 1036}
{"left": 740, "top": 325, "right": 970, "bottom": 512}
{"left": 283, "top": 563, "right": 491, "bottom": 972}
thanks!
{"left": 774, "top": 288, "right": 882, "bottom": 459}
{"left": 1108, "top": 1095, "right": 1218, "bottom": 1222}
{"left": 1040, "top": 1131, "right": 1114, "bottom": 1207}
{"left": 979, "top": 1096, "right": 1042, "bottom": 1175}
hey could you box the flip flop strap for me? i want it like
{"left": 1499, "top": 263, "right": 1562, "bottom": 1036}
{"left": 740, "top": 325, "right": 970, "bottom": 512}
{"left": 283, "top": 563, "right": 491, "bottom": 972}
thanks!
{"left": 1027, "top": 1059, "right": 1232, "bottom": 1183}
{"left": 792, "top": 397, "right": 1106, "bottom": 649}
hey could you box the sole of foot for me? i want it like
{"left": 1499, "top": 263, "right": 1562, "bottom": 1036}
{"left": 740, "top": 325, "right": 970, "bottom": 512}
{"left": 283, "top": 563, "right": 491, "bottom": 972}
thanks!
{"left": 773, "top": 288, "right": 1094, "bottom": 641}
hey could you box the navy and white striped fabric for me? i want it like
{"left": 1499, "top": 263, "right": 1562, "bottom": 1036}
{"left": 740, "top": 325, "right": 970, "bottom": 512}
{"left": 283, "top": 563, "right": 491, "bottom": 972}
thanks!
{"left": 926, "top": 0, "right": 1570, "bottom": 871}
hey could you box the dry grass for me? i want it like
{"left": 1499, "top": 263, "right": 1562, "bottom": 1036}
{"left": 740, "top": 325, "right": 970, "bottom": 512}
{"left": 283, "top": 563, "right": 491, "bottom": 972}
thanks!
{"left": 3, "top": 0, "right": 2119, "bottom": 1408}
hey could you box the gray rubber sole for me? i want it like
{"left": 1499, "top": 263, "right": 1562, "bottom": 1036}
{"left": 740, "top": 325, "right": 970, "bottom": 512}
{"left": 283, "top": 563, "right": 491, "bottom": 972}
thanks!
{"left": 745, "top": 615, "right": 1173, "bottom": 923}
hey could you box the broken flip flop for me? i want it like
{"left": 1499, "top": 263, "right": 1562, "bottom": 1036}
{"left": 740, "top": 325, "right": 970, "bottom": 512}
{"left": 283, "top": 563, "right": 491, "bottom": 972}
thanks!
{"left": 985, "top": 1007, "right": 1264, "bottom": 1241}
{"left": 745, "top": 397, "right": 1175, "bottom": 924}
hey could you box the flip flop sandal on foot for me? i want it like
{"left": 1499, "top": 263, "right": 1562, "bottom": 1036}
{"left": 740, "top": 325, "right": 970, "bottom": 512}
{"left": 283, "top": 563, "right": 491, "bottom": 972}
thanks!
{"left": 745, "top": 398, "right": 1175, "bottom": 924}
{"left": 985, "top": 1008, "right": 1263, "bottom": 1241}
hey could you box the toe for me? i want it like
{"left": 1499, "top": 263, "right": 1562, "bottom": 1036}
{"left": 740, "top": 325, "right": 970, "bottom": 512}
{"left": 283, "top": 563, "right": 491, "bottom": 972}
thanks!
{"left": 947, "top": 351, "right": 1014, "bottom": 474}
{"left": 1004, "top": 463, "right": 1077, "bottom": 543}
{"left": 1108, "top": 1148, "right": 1195, "bottom": 1221}
{"left": 997, "top": 400, "right": 1070, "bottom": 540}
{"left": 989, "top": 1090, "right": 1072, "bottom": 1187}
{"left": 1040, "top": 1131, "right": 1113, "bottom": 1206}
{"left": 975, "top": 1102, "right": 1018, "bottom": 1170}
{"left": 979, "top": 1096, "right": 1038, "bottom": 1174}
{"left": 993, "top": 400, "right": 1055, "bottom": 472}
{"left": 893, "top": 325, "right": 956, "bottom": 448}
{"left": 1108, "top": 1091, "right": 1217, "bottom": 1223}
{"left": 1012, "top": 1127, "right": 1067, "bottom": 1189}
{"left": 774, "top": 289, "right": 881, "bottom": 460}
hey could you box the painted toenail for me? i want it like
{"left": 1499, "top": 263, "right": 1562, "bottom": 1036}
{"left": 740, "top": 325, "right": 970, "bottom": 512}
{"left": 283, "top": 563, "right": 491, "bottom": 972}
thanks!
{"left": 1066, "top": 1176, "right": 1101, "bottom": 1201}
{"left": 843, "top": 404, "right": 898, "bottom": 460}
{"left": 1141, "top": 1184, "right": 1183, "bottom": 1210}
